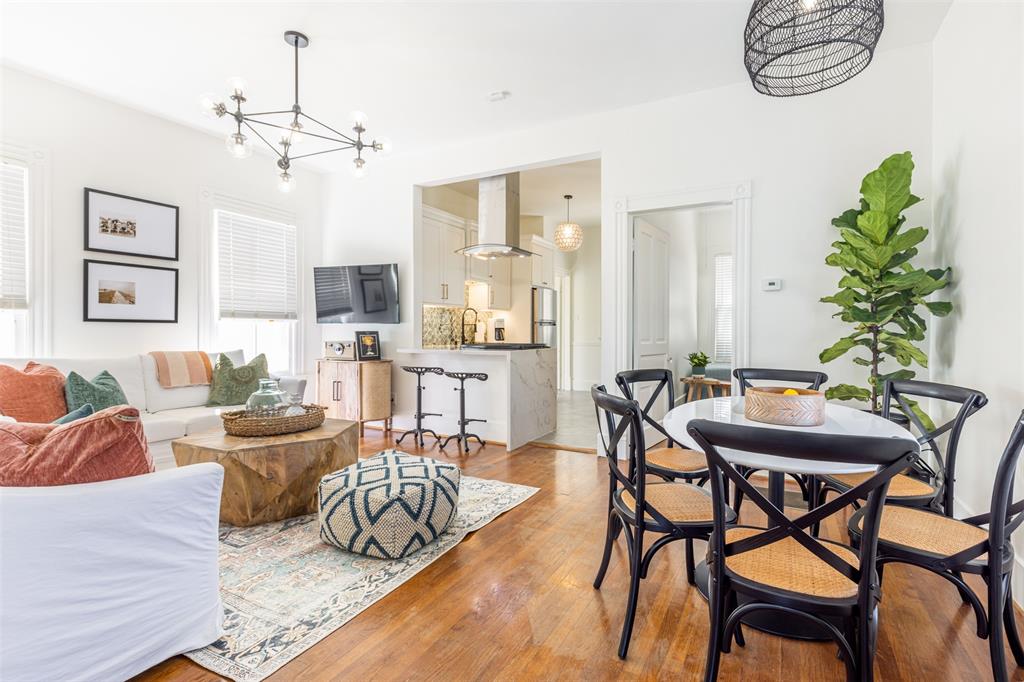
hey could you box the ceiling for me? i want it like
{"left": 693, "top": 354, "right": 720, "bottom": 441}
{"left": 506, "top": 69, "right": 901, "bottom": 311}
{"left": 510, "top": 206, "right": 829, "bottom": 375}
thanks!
{"left": 1, "top": 2, "right": 952, "bottom": 173}
{"left": 447, "top": 158, "right": 602, "bottom": 228}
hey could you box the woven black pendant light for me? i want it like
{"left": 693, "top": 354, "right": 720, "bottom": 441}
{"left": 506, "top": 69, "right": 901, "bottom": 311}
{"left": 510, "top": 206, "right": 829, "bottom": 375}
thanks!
{"left": 744, "top": 0, "right": 885, "bottom": 97}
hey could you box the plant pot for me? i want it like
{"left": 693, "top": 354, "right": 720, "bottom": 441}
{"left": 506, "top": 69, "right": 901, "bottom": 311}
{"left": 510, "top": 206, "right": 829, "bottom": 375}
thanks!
{"left": 691, "top": 366, "right": 706, "bottom": 377}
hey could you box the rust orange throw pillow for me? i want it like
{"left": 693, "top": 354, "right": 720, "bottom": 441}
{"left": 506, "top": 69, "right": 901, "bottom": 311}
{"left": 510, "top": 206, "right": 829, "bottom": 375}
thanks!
{"left": 0, "top": 362, "right": 68, "bottom": 423}
{"left": 0, "top": 405, "right": 154, "bottom": 486}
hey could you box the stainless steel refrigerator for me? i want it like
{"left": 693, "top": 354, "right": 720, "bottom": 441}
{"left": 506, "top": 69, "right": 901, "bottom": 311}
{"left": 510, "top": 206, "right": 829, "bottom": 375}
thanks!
{"left": 531, "top": 286, "right": 557, "bottom": 348}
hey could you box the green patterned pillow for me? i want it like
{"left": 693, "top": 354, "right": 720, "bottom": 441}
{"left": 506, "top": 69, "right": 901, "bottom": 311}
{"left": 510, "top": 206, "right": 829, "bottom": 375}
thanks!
{"left": 206, "top": 353, "right": 269, "bottom": 407}
{"left": 65, "top": 371, "right": 129, "bottom": 412}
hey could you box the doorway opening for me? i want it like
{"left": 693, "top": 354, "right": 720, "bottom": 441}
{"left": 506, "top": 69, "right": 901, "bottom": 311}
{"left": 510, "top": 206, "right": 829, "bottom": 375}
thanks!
{"left": 617, "top": 182, "right": 751, "bottom": 442}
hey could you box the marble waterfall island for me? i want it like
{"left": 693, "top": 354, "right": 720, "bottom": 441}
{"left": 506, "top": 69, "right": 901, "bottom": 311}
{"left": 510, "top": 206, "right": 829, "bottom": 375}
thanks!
{"left": 394, "top": 347, "right": 556, "bottom": 450}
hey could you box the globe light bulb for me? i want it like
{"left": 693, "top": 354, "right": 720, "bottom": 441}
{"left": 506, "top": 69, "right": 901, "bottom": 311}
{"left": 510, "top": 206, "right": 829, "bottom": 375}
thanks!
{"left": 289, "top": 120, "right": 304, "bottom": 145}
{"left": 800, "top": 0, "right": 818, "bottom": 9}
{"left": 199, "top": 92, "right": 225, "bottom": 118}
{"left": 225, "top": 132, "right": 252, "bottom": 159}
{"left": 350, "top": 110, "right": 368, "bottom": 127}
{"left": 374, "top": 137, "right": 393, "bottom": 156}
{"left": 351, "top": 158, "right": 367, "bottom": 178}
{"left": 278, "top": 171, "right": 294, "bottom": 193}
{"left": 226, "top": 76, "right": 247, "bottom": 96}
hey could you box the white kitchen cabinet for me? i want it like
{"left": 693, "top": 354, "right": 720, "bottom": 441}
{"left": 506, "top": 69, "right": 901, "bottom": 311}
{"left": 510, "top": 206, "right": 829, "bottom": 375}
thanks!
{"left": 422, "top": 208, "right": 466, "bottom": 304}
{"left": 443, "top": 223, "right": 465, "bottom": 301}
{"left": 526, "top": 235, "right": 555, "bottom": 288}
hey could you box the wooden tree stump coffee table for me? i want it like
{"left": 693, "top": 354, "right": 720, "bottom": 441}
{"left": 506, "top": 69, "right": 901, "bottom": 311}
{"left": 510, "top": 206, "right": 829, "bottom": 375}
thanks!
{"left": 172, "top": 419, "right": 358, "bottom": 527}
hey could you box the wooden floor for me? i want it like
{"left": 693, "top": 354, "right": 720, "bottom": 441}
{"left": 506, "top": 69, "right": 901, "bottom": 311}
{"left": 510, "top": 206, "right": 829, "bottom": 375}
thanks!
{"left": 135, "top": 433, "right": 1022, "bottom": 681}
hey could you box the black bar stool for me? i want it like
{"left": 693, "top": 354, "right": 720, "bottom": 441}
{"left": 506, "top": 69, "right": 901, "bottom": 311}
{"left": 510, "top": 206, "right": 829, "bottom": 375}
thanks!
{"left": 439, "top": 372, "right": 488, "bottom": 452}
{"left": 396, "top": 366, "right": 445, "bottom": 447}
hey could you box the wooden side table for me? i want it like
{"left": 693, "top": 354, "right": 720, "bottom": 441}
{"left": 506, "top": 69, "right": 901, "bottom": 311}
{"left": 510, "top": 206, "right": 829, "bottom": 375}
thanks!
{"left": 316, "top": 359, "right": 393, "bottom": 437}
{"left": 171, "top": 419, "right": 358, "bottom": 526}
{"left": 681, "top": 376, "right": 732, "bottom": 402}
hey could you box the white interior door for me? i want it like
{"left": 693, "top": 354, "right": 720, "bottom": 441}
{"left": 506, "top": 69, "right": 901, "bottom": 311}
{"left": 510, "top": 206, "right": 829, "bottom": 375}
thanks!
{"left": 633, "top": 216, "right": 671, "bottom": 442}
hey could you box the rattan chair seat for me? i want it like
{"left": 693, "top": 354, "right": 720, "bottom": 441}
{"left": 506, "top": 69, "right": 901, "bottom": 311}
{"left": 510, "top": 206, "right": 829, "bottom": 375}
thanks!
{"left": 824, "top": 471, "right": 936, "bottom": 498}
{"left": 855, "top": 505, "right": 989, "bottom": 561}
{"left": 724, "top": 527, "right": 859, "bottom": 599}
{"left": 645, "top": 447, "right": 708, "bottom": 473}
{"left": 619, "top": 483, "right": 715, "bottom": 524}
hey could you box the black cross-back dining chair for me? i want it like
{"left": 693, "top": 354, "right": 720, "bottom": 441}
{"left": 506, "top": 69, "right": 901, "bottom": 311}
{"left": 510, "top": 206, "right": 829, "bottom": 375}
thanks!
{"left": 730, "top": 367, "right": 829, "bottom": 513}
{"left": 615, "top": 369, "right": 710, "bottom": 486}
{"left": 847, "top": 411, "right": 1024, "bottom": 682}
{"left": 688, "top": 418, "right": 918, "bottom": 682}
{"left": 818, "top": 378, "right": 987, "bottom": 517}
{"left": 591, "top": 384, "right": 735, "bottom": 660}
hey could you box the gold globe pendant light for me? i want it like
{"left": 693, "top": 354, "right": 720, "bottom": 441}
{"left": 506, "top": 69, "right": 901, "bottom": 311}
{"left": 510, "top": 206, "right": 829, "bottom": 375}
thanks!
{"left": 554, "top": 194, "right": 583, "bottom": 252}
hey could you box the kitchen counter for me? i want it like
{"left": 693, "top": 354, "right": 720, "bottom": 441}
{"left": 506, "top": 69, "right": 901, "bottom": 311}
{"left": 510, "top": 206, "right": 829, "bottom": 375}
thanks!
{"left": 396, "top": 346, "right": 546, "bottom": 355}
{"left": 393, "top": 347, "right": 556, "bottom": 450}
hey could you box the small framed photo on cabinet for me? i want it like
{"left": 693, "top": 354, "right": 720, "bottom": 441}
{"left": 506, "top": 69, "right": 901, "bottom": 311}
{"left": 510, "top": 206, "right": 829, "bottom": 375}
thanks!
{"left": 354, "top": 331, "right": 382, "bottom": 360}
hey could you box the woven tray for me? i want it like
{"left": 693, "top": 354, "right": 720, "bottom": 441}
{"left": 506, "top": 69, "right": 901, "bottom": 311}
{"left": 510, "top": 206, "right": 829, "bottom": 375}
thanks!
{"left": 220, "top": 404, "right": 326, "bottom": 437}
{"left": 744, "top": 387, "right": 825, "bottom": 427}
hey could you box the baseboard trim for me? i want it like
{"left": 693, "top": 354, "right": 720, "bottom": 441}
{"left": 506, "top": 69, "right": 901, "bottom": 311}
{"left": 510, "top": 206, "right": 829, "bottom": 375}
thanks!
{"left": 530, "top": 440, "right": 597, "bottom": 455}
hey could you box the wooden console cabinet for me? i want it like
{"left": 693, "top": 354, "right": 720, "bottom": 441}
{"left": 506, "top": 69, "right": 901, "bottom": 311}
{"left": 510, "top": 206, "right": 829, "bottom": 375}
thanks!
{"left": 316, "top": 359, "right": 393, "bottom": 437}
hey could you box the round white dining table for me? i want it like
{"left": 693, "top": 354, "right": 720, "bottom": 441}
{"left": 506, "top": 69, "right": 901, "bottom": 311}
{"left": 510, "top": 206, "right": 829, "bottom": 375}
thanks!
{"left": 664, "top": 396, "right": 919, "bottom": 480}
{"left": 662, "top": 396, "right": 919, "bottom": 641}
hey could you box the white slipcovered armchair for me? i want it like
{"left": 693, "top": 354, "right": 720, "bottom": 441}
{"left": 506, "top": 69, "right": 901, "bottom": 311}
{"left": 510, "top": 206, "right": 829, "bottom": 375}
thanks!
{"left": 0, "top": 463, "right": 225, "bottom": 681}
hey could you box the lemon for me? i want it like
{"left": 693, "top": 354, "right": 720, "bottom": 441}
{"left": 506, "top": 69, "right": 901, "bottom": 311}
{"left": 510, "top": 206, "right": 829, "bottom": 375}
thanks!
{"left": 783, "top": 388, "right": 799, "bottom": 396}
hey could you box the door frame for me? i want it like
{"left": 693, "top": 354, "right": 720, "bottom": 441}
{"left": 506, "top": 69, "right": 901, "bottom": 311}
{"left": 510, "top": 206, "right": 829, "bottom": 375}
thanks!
{"left": 608, "top": 182, "right": 752, "bottom": 391}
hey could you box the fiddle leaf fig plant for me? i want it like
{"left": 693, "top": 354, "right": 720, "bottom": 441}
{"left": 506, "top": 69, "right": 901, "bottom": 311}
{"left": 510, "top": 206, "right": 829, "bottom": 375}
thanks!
{"left": 818, "top": 151, "right": 951, "bottom": 427}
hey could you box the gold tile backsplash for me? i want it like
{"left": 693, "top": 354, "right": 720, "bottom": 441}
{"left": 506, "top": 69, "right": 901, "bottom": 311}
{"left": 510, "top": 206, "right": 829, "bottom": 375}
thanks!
{"left": 422, "top": 284, "right": 493, "bottom": 348}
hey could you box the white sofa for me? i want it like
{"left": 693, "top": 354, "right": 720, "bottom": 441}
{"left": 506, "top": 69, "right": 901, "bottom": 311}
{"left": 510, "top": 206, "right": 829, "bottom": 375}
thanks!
{"left": 0, "top": 462, "right": 225, "bottom": 681}
{"left": 0, "top": 351, "right": 306, "bottom": 469}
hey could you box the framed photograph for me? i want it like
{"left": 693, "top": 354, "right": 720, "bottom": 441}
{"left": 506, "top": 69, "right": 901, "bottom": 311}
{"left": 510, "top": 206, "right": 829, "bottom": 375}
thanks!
{"left": 361, "top": 278, "right": 387, "bottom": 314}
{"left": 354, "top": 331, "right": 382, "bottom": 360}
{"left": 84, "top": 188, "right": 179, "bottom": 260}
{"left": 83, "top": 259, "right": 178, "bottom": 323}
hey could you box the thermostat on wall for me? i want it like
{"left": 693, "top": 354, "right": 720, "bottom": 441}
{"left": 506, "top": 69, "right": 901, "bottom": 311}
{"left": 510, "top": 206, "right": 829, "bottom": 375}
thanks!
{"left": 762, "top": 278, "right": 783, "bottom": 291}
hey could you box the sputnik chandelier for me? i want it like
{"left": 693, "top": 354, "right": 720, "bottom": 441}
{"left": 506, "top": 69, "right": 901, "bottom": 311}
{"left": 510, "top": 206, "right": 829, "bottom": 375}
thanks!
{"left": 201, "top": 30, "right": 391, "bottom": 192}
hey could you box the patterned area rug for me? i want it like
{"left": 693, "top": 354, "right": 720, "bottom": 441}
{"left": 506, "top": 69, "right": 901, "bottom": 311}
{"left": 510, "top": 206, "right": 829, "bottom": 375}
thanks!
{"left": 185, "top": 475, "right": 538, "bottom": 681}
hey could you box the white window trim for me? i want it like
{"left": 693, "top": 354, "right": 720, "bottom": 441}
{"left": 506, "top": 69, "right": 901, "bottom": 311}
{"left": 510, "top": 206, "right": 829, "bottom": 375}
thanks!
{"left": 1, "top": 140, "right": 51, "bottom": 356}
{"left": 198, "top": 188, "right": 302, "bottom": 373}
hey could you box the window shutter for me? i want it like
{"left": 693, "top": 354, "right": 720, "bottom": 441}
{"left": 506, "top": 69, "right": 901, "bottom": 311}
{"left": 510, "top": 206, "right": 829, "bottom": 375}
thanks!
{"left": 216, "top": 209, "right": 297, "bottom": 320}
{"left": 0, "top": 161, "right": 28, "bottom": 310}
{"left": 713, "top": 253, "right": 733, "bottom": 362}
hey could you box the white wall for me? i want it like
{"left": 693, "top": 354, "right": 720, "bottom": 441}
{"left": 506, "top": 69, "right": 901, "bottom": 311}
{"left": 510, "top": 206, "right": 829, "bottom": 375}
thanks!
{"left": 0, "top": 67, "right": 325, "bottom": 370}
{"left": 322, "top": 41, "right": 936, "bottom": 403}
{"left": 930, "top": 0, "right": 1024, "bottom": 564}
{"left": 651, "top": 209, "right": 699, "bottom": 383}
{"left": 569, "top": 220, "right": 601, "bottom": 389}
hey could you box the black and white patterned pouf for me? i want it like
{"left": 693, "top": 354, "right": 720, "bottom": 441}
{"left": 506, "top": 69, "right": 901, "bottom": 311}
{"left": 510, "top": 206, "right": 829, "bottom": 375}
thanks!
{"left": 318, "top": 450, "right": 461, "bottom": 559}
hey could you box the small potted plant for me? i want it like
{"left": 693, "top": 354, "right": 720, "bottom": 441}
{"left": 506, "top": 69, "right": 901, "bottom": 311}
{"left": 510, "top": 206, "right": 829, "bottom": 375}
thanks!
{"left": 688, "top": 351, "right": 710, "bottom": 377}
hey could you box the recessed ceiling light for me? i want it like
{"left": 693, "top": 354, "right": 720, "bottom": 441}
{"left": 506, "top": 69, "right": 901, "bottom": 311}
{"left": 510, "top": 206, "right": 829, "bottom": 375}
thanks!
{"left": 487, "top": 90, "right": 512, "bottom": 102}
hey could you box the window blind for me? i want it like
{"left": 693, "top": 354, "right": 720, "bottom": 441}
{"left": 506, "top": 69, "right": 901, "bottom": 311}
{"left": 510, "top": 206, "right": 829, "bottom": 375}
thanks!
{"left": 0, "top": 161, "right": 28, "bottom": 310}
{"left": 713, "top": 253, "right": 733, "bottom": 362}
{"left": 216, "top": 209, "right": 298, "bottom": 320}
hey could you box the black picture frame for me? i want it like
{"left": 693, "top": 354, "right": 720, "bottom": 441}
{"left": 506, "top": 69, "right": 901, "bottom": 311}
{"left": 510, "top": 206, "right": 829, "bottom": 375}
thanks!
{"left": 354, "top": 331, "right": 382, "bottom": 360}
{"left": 361, "top": 278, "right": 387, "bottom": 314}
{"left": 83, "top": 259, "right": 179, "bottom": 323}
{"left": 84, "top": 187, "right": 179, "bottom": 261}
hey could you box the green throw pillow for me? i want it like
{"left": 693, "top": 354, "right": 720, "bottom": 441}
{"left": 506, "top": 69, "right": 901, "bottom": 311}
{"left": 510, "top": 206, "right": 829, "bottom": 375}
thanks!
{"left": 53, "top": 403, "right": 95, "bottom": 424}
{"left": 65, "top": 371, "right": 128, "bottom": 412}
{"left": 206, "top": 353, "right": 269, "bottom": 407}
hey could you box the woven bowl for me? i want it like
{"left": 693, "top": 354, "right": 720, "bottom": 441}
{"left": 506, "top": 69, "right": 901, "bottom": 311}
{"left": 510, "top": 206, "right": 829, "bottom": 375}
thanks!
{"left": 744, "top": 387, "right": 826, "bottom": 427}
{"left": 220, "top": 404, "right": 326, "bottom": 437}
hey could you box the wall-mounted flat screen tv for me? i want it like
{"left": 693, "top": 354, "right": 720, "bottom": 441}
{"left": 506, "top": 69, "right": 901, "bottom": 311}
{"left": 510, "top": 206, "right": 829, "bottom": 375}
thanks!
{"left": 314, "top": 264, "right": 399, "bottom": 324}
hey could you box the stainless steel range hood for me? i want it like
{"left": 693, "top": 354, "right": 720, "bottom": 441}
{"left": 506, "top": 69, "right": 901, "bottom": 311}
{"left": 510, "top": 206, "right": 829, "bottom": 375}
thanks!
{"left": 458, "top": 173, "right": 534, "bottom": 259}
